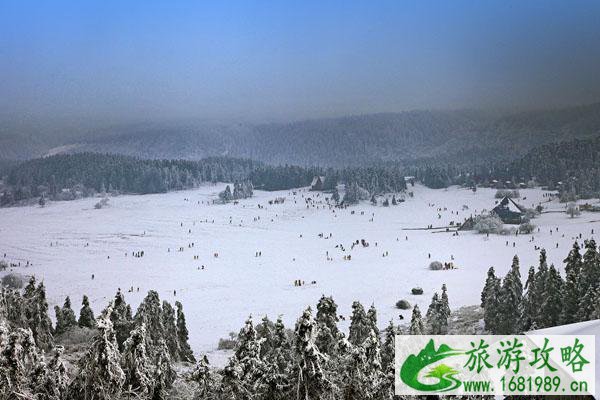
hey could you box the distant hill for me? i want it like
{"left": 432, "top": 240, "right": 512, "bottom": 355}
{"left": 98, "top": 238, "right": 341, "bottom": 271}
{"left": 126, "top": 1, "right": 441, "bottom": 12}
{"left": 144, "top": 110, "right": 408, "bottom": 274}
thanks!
{"left": 2, "top": 103, "right": 599, "bottom": 166}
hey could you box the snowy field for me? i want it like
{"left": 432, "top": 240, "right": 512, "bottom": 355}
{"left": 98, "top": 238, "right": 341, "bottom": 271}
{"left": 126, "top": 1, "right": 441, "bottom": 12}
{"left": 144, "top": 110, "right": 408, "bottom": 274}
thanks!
{"left": 1, "top": 184, "right": 599, "bottom": 357}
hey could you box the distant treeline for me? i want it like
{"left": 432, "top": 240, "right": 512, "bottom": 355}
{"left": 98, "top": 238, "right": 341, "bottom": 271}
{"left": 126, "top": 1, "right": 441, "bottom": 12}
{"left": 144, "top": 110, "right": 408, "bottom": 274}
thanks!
{"left": 1, "top": 153, "right": 260, "bottom": 205}
{"left": 0, "top": 153, "right": 407, "bottom": 206}
{"left": 409, "top": 136, "right": 600, "bottom": 199}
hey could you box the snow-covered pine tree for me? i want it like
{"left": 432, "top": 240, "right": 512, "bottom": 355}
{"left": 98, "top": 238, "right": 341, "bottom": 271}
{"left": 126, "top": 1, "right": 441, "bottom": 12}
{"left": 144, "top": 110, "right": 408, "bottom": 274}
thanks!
{"left": 190, "top": 355, "right": 218, "bottom": 399}
{"left": 134, "top": 290, "right": 163, "bottom": 352}
{"left": 78, "top": 294, "right": 96, "bottom": 328}
{"left": 219, "top": 185, "right": 233, "bottom": 203}
{"left": 380, "top": 320, "right": 396, "bottom": 372}
{"left": 315, "top": 295, "right": 342, "bottom": 356}
{"left": 161, "top": 301, "right": 179, "bottom": 359}
{"left": 121, "top": 323, "right": 153, "bottom": 397}
{"left": 577, "top": 239, "right": 600, "bottom": 322}
{"left": 331, "top": 188, "right": 340, "bottom": 204}
{"left": 539, "top": 265, "right": 564, "bottom": 328}
{"left": 593, "top": 287, "right": 600, "bottom": 320}
{"left": 233, "top": 315, "right": 263, "bottom": 381}
{"left": 54, "top": 305, "right": 64, "bottom": 335}
{"left": 68, "top": 303, "right": 125, "bottom": 400}
{"left": 256, "top": 315, "right": 275, "bottom": 359}
{"left": 520, "top": 266, "right": 537, "bottom": 331}
{"left": 341, "top": 329, "right": 384, "bottom": 400}
{"left": 294, "top": 307, "right": 332, "bottom": 399}
{"left": 440, "top": 284, "right": 451, "bottom": 317}
{"left": 110, "top": 289, "right": 134, "bottom": 351}
{"left": 220, "top": 315, "right": 264, "bottom": 398}
{"left": 366, "top": 304, "right": 380, "bottom": 341}
{"left": 256, "top": 316, "right": 293, "bottom": 400}
{"left": 342, "top": 182, "right": 360, "bottom": 205}
{"left": 0, "top": 327, "right": 41, "bottom": 398}
{"left": 363, "top": 329, "right": 387, "bottom": 400}
{"left": 533, "top": 249, "right": 549, "bottom": 328}
{"left": 55, "top": 296, "right": 77, "bottom": 335}
{"left": 497, "top": 256, "right": 523, "bottom": 334}
{"left": 62, "top": 296, "right": 77, "bottom": 328}
{"left": 561, "top": 242, "right": 582, "bottom": 325}
{"left": 175, "top": 301, "right": 195, "bottom": 362}
{"left": 151, "top": 339, "right": 177, "bottom": 399}
{"left": 348, "top": 301, "right": 370, "bottom": 346}
{"left": 409, "top": 304, "right": 425, "bottom": 335}
{"left": 481, "top": 269, "right": 502, "bottom": 334}
{"left": 425, "top": 291, "right": 448, "bottom": 334}
{"left": 1, "top": 288, "right": 26, "bottom": 327}
{"left": 22, "top": 279, "right": 53, "bottom": 351}
{"left": 34, "top": 345, "right": 69, "bottom": 400}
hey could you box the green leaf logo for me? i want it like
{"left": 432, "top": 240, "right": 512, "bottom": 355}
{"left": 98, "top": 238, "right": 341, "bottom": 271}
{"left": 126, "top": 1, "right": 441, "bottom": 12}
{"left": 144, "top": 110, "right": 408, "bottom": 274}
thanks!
{"left": 400, "top": 339, "right": 463, "bottom": 392}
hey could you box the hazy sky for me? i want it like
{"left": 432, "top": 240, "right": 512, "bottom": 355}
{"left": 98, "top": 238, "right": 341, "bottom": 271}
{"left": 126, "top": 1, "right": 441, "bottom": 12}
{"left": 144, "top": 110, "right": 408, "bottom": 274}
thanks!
{"left": 1, "top": 0, "right": 600, "bottom": 125}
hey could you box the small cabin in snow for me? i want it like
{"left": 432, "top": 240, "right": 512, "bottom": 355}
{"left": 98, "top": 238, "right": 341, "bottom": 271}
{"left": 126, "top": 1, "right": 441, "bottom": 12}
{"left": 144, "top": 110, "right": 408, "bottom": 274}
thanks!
{"left": 492, "top": 196, "right": 524, "bottom": 224}
{"left": 310, "top": 176, "right": 325, "bottom": 191}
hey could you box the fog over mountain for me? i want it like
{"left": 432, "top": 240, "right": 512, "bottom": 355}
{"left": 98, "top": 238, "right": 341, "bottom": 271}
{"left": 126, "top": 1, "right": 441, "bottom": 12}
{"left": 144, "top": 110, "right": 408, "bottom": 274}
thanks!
{"left": 2, "top": 103, "right": 599, "bottom": 167}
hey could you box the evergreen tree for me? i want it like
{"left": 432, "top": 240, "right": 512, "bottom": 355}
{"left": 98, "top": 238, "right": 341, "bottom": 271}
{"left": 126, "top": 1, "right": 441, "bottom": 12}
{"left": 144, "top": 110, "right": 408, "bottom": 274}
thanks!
{"left": 341, "top": 329, "right": 384, "bottom": 400}
{"left": 409, "top": 305, "right": 425, "bottom": 335}
{"left": 68, "top": 304, "right": 125, "bottom": 400}
{"left": 497, "top": 256, "right": 523, "bottom": 334}
{"left": 0, "top": 327, "right": 41, "bottom": 397}
{"left": 426, "top": 292, "right": 441, "bottom": 334}
{"left": 219, "top": 185, "right": 234, "bottom": 203}
{"left": 561, "top": 242, "right": 582, "bottom": 325}
{"left": 481, "top": 268, "right": 501, "bottom": 333}
{"left": 348, "top": 301, "right": 370, "bottom": 346}
{"left": 577, "top": 239, "right": 600, "bottom": 321}
{"left": 22, "top": 279, "right": 53, "bottom": 351}
{"left": 520, "top": 266, "right": 537, "bottom": 331}
{"left": 315, "top": 295, "right": 342, "bottom": 355}
{"left": 134, "top": 290, "right": 163, "bottom": 352}
{"left": 366, "top": 303, "right": 380, "bottom": 341}
{"left": 331, "top": 188, "right": 340, "bottom": 204}
{"left": 111, "top": 289, "right": 134, "bottom": 351}
{"left": 161, "top": 301, "right": 179, "bottom": 359}
{"left": 151, "top": 339, "right": 176, "bottom": 399}
{"left": 234, "top": 315, "right": 263, "bottom": 380}
{"left": 190, "top": 355, "right": 218, "bottom": 399}
{"left": 55, "top": 296, "right": 77, "bottom": 335}
{"left": 294, "top": 307, "right": 331, "bottom": 400}
{"left": 36, "top": 346, "right": 69, "bottom": 400}
{"left": 532, "top": 249, "right": 549, "bottom": 328}
{"left": 539, "top": 265, "right": 564, "bottom": 328}
{"left": 257, "top": 316, "right": 293, "bottom": 400}
{"left": 78, "top": 295, "right": 96, "bottom": 328}
{"left": 380, "top": 320, "right": 396, "bottom": 371}
{"left": 175, "top": 301, "right": 195, "bottom": 362}
{"left": 121, "top": 323, "right": 153, "bottom": 397}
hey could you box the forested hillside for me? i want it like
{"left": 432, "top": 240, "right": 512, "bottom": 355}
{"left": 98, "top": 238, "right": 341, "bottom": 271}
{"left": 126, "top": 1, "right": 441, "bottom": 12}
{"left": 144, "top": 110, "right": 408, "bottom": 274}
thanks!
{"left": 0, "top": 153, "right": 407, "bottom": 206}
{"left": 3, "top": 103, "right": 599, "bottom": 166}
{"left": 410, "top": 136, "right": 600, "bottom": 199}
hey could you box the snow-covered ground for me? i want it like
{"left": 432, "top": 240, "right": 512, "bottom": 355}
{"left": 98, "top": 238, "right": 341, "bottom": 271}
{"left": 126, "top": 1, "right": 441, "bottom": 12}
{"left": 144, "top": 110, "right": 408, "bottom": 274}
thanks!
{"left": 1, "top": 184, "right": 599, "bottom": 357}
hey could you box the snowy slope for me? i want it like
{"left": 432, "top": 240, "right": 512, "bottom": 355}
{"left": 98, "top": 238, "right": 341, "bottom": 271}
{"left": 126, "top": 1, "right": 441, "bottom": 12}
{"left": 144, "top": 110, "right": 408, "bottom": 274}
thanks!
{"left": 1, "top": 184, "right": 599, "bottom": 356}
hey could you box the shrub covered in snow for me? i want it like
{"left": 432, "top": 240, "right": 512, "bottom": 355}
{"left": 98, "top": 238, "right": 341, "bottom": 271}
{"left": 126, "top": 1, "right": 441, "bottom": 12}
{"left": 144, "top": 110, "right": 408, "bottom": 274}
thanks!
{"left": 473, "top": 213, "right": 503, "bottom": 234}
{"left": 429, "top": 261, "right": 443, "bottom": 270}
{"left": 411, "top": 287, "right": 424, "bottom": 295}
{"left": 395, "top": 299, "right": 411, "bottom": 309}
{"left": 1, "top": 272, "right": 25, "bottom": 289}
{"left": 519, "top": 221, "right": 536, "bottom": 234}
{"left": 94, "top": 197, "right": 110, "bottom": 209}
